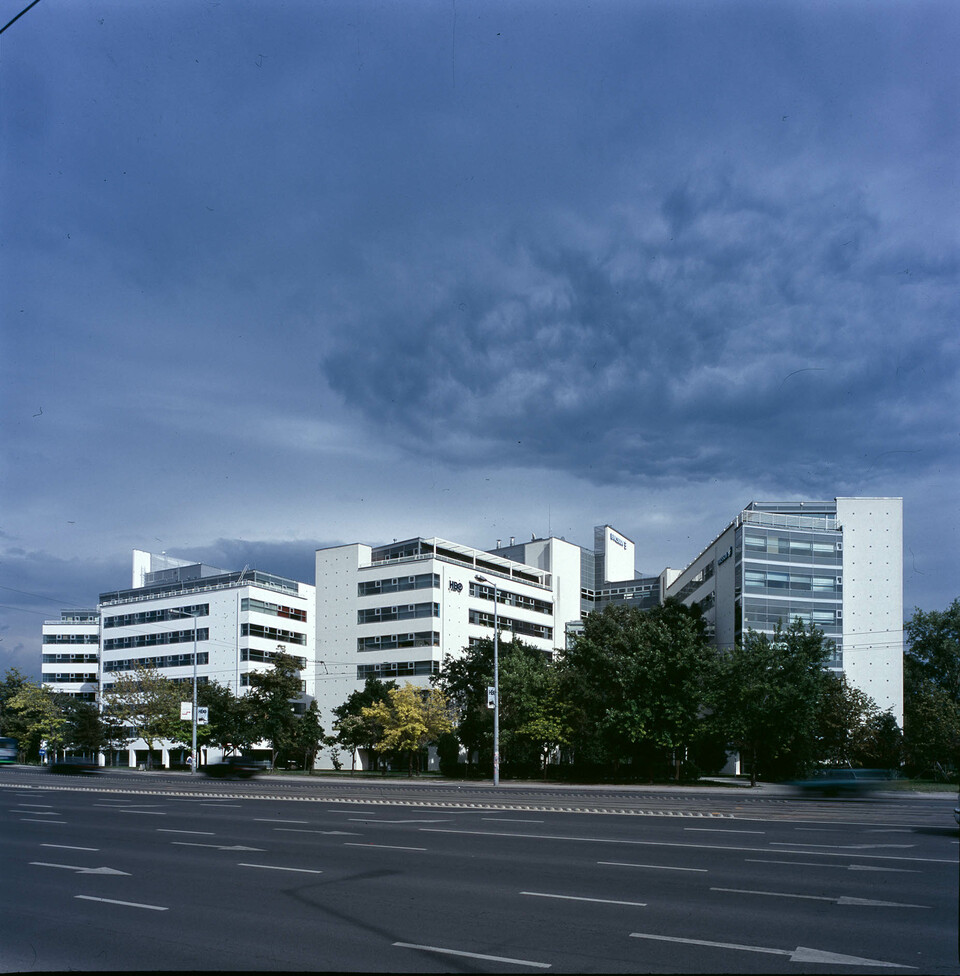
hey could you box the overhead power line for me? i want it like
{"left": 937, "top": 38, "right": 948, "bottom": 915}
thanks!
{"left": 0, "top": 0, "right": 42, "bottom": 35}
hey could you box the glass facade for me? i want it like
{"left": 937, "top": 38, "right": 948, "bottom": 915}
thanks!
{"left": 737, "top": 508, "right": 843, "bottom": 669}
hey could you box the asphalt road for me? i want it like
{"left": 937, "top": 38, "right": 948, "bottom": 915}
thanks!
{"left": 1, "top": 767, "right": 957, "bottom": 973}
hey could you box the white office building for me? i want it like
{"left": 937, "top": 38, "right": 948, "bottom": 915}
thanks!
{"left": 42, "top": 550, "right": 315, "bottom": 768}
{"left": 41, "top": 609, "right": 100, "bottom": 701}
{"left": 314, "top": 535, "right": 583, "bottom": 763}
{"left": 664, "top": 498, "right": 903, "bottom": 724}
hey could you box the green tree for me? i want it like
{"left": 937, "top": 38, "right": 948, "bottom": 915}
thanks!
{"left": 100, "top": 666, "right": 181, "bottom": 767}
{"left": 904, "top": 680, "right": 959, "bottom": 778}
{"left": 816, "top": 674, "right": 881, "bottom": 766}
{"left": 558, "top": 600, "right": 716, "bottom": 779}
{"left": 331, "top": 677, "right": 398, "bottom": 771}
{"left": 0, "top": 669, "right": 35, "bottom": 760}
{"left": 905, "top": 599, "right": 960, "bottom": 698}
{"left": 362, "top": 682, "right": 453, "bottom": 776}
{"left": 711, "top": 619, "right": 832, "bottom": 785}
{"left": 58, "top": 697, "right": 107, "bottom": 758}
{"left": 436, "top": 637, "right": 571, "bottom": 777}
{"left": 164, "top": 680, "right": 260, "bottom": 762}
{"left": 247, "top": 650, "right": 305, "bottom": 769}
{"left": 291, "top": 699, "right": 325, "bottom": 772}
{"left": 859, "top": 710, "right": 904, "bottom": 770}
{"left": 7, "top": 683, "right": 66, "bottom": 761}
{"left": 904, "top": 599, "right": 960, "bottom": 777}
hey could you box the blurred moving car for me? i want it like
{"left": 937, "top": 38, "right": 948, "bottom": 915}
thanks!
{"left": 203, "top": 756, "right": 269, "bottom": 779}
{"left": 790, "top": 767, "right": 895, "bottom": 797}
{"left": 49, "top": 756, "right": 100, "bottom": 774}
{"left": 0, "top": 736, "right": 18, "bottom": 764}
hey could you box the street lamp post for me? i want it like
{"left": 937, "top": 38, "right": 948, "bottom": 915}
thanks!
{"left": 172, "top": 608, "right": 201, "bottom": 774}
{"left": 475, "top": 575, "right": 499, "bottom": 787}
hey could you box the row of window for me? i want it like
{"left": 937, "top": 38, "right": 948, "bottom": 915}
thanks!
{"left": 240, "top": 672, "right": 306, "bottom": 690}
{"left": 103, "top": 652, "right": 210, "bottom": 673}
{"left": 43, "top": 674, "right": 98, "bottom": 684}
{"left": 469, "top": 582, "right": 553, "bottom": 615}
{"left": 744, "top": 569, "right": 841, "bottom": 592}
{"left": 240, "top": 648, "right": 307, "bottom": 668}
{"left": 42, "top": 653, "right": 99, "bottom": 664}
{"left": 102, "top": 675, "right": 209, "bottom": 691}
{"left": 42, "top": 634, "right": 99, "bottom": 645}
{"left": 468, "top": 610, "right": 553, "bottom": 641}
{"left": 744, "top": 534, "right": 840, "bottom": 558}
{"left": 358, "top": 573, "right": 440, "bottom": 597}
{"left": 743, "top": 603, "right": 842, "bottom": 628}
{"left": 468, "top": 637, "right": 555, "bottom": 662}
{"left": 103, "top": 604, "right": 209, "bottom": 629}
{"left": 358, "top": 602, "right": 439, "bottom": 624}
{"left": 358, "top": 632, "right": 441, "bottom": 652}
{"left": 240, "top": 623, "right": 307, "bottom": 646}
{"left": 240, "top": 598, "right": 307, "bottom": 622}
{"left": 103, "top": 628, "right": 210, "bottom": 651}
{"left": 357, "top": 660, "right": 440, "bottom": 680}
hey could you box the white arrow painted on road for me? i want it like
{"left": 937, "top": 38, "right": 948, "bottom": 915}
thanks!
{"left": 630, "top": 933, "right": 914, "bottom": 968}
{"left": 30, "top": 861, "right": 130, "bottom": 876}
{"left": 746, "top": 858, "right": 920, "bottom": 873}
{"left": 171, "top": 842, "right": 265, "bottom": 851}
{"left": 712, "top": 886, "right": 928, "bottom": 908}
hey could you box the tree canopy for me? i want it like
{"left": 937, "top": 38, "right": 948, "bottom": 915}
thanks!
{"left": 710, "top": 619, "right": 833, "bottom": 785}
{"left": 904, "top": 599, "right": 960, "bottom": 777}
{"left": 362, "top": 682, "right": 452, "bottom": 776}
{"left": 559, "top": 600, "right": 716, "bottom": 779}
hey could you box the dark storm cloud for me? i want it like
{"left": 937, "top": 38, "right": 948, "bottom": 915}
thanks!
{"left": 321, "top": 163, "right": 957, "bottom": 491}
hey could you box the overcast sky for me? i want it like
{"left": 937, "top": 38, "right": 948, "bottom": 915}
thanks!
{"left": 2, "top": 0, "right": 957, "bottom": 679}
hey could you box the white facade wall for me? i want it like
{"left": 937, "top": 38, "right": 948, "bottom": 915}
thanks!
{"left": 98, "top": 572, "right": 315, "bottom": 767}
{"left": 41, "top": 612, "right": 100, "bottom": 700}
{"left": 837, "top": 497, "right": 904, "bottom": 725}
{"left": 314, "top": 537, "right": 571, "bottom": 769}
{"left": 600, "top": 526, "right": 635, "bottom": 583}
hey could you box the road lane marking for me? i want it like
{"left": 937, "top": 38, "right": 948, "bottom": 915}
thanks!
{"left": 75, "top": 895, "right": 167, "bottom": 911}
{"left": 711, "top": 886, "right": 928, "bottom": 908}
{"left": 157, "top": 829, "right": 215, "bottom": 835}
{"left": 255, "top": 818, "right": 309, "bottom": 824}
{"left": 42, "top": 844, "right": 99, "bottom": 852}
{"left": 344, "top": 842, "right": 427, "bottom": 851}
{"left": 394, "top": 942, "right": 550, "bottom": 968}
{"left": 348, "top": 818, "right": 450, "bottom": 824}
{"left": 521, "top": 891, "right": 647, "bottom": 907}
{"left": 275, "top": 828, "right": 360, "bottom": 835}
{"left": 770, "top": 841, "right": 915, "bottom": 850}
{"left": 172, "top": 842, "right": 266, "bottom": 851}
{"left": 684, "top": 827, "right": 764, "bottom": 834}
{"left": 20, "top": 819, "right": 66, "bottom": 824}
{"left": 629, "top": 933, "right": 914, "bottom": 968}
{"left": 31, "top": 862, "right": 130, "bottom": 875}
{"left": 14, "top": 803, "right": 53, "bottom": 808}
{"left": 746, "top": 858, "right": 919, "bottom": 873}
{"left": 11, "top": 810, "right": 60, "bottom": 816}
{"left": 599, "top": 860, "right": 707, "bottom": 872}
{"left": 237, "top": 863, "right": 323, "bottom": 874}
{"left": 419, "top": 828, "right": 956, "bottom": 864}
{"left": 485, "top": 817, "right": 545, "bottom": 823}
{"left": 115, "top": 809, "right": 166, "bottom": 815}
